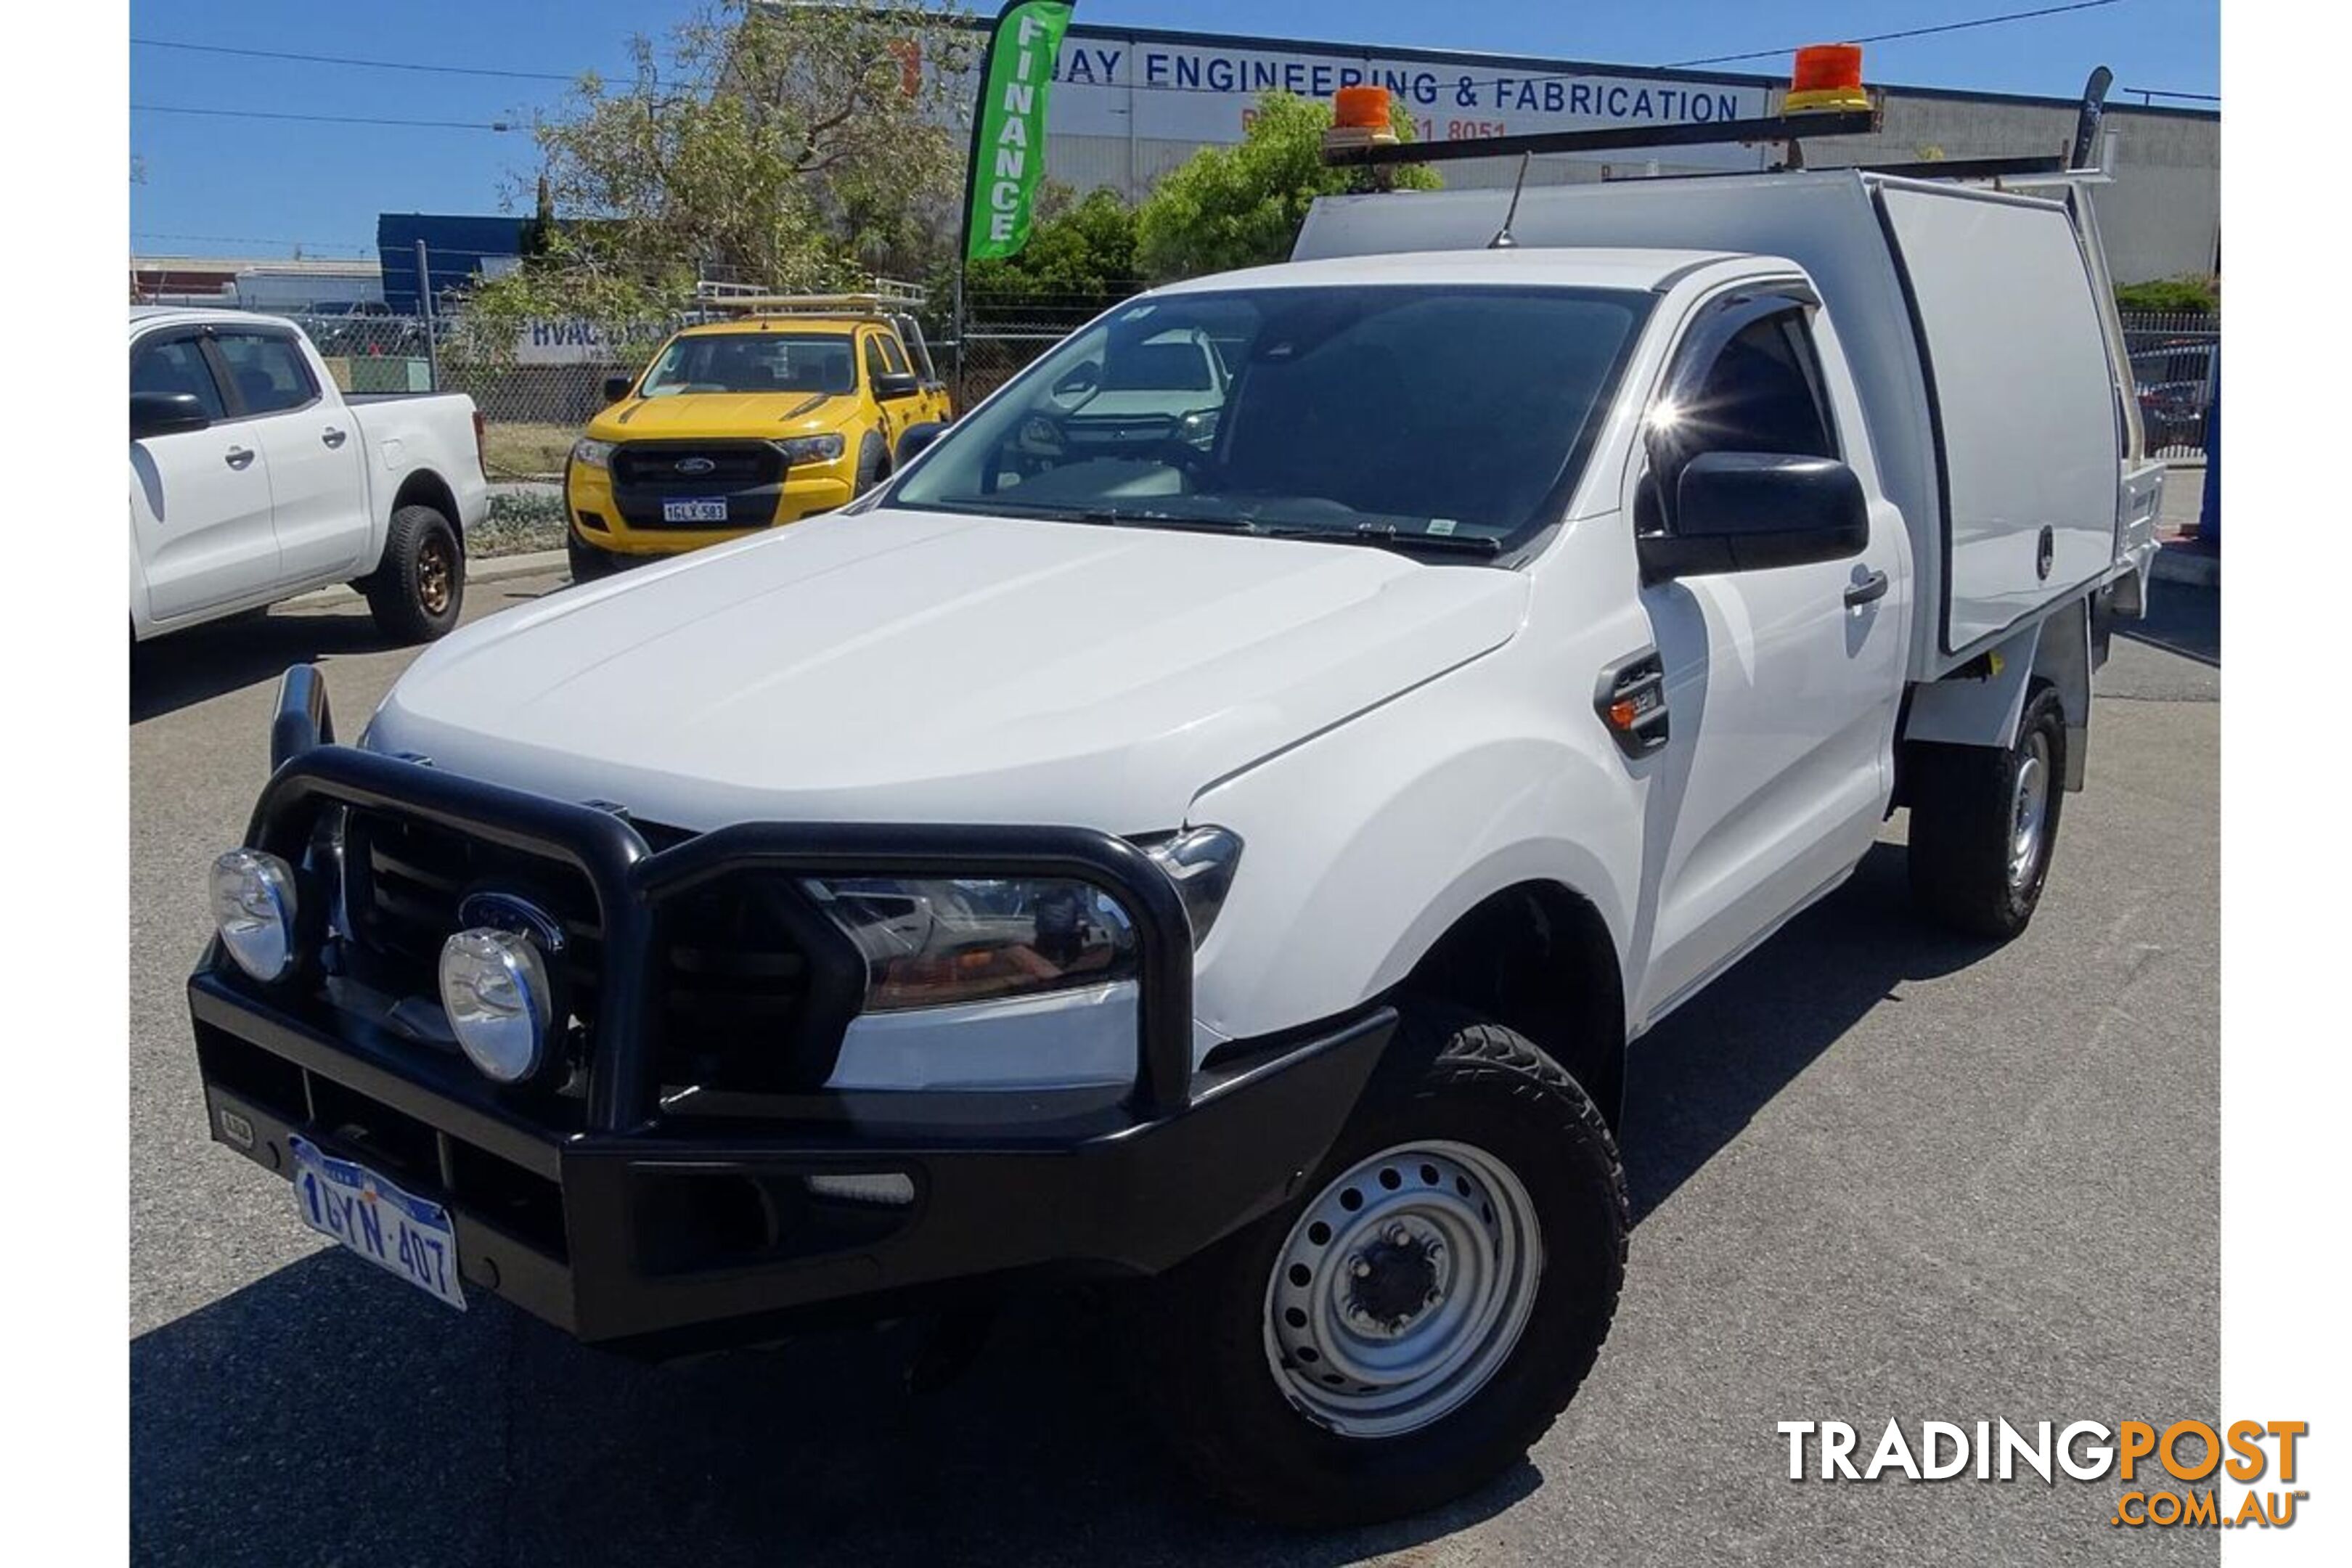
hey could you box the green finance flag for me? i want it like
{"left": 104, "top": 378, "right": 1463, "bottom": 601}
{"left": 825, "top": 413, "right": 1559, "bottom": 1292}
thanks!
{"left": 962, "top": 0, "right": 1074, "bottom": 261}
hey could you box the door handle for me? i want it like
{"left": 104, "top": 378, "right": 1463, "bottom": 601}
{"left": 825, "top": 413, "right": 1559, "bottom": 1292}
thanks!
{"left": 321, "top": 426, "right": 348, "bottom": 449}
{"left": 224, "top": 446, "right": 256, "bottom": 470}
{"left": 1843, "top": 569, "right": 1890, "bottom": 609}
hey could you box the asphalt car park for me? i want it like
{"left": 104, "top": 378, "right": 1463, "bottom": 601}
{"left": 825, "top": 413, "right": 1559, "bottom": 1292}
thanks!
{"left": 131, "top": 568, "right": 2218, "bottom": 1567}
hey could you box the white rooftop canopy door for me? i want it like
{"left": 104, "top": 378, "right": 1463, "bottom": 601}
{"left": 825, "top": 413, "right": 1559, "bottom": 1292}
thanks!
{"left": 1875, "top": 184, "right": 2122, "bottom": 653}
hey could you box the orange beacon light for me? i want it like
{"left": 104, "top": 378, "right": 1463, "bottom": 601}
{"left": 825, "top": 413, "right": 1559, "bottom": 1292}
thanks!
{"left": 1785, "top": 44, "right": 1871, "bottom": 114}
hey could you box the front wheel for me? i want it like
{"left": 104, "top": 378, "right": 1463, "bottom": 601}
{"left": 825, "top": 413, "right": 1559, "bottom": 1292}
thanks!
{"left": 567, "top": 530, "right": 618, "bottom": 584}
{"left": 1134, "top": 1005, "right": 1627, "bottom": 1527}
{"left": 852, "top": 432, "right": 887, "bottom": 497}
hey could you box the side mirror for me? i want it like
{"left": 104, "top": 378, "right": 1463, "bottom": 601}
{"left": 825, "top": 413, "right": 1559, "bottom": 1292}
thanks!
{"left": 873, "top": 370, "right": 920, "bottom": 402}
{"left": 602, "top": 375, "right": 635, "bottom": 405}
{"left": 131, "top": 391, "right": 211, "bottom": 440}
{"left": 894, "top": 421, "right": 948, "bottom": 467}
{"left": 1638, "top": 452, "right": 1869, "bottom": 581}
{"left": 1053, "top": 363, "right": 1101, "bottom": 396}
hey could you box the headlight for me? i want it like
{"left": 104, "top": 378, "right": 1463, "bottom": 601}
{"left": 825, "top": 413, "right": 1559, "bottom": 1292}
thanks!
{"left": 1144, "top": 825, "right": 1244, "bottom": 946}
{"left": 779, "top": 433, "right": 846, "bottom": 465}
{"left": 208, "top": 849, "right": 298, "bottom": 983}
{"left": 804, "top": 876, "right": 1137, "bottom": 1012}
{"left": 571, "top": 438, "right": 614, "bottom": 470}
{"left": 438, "top": 929, "right": 555, "bottom": 1085}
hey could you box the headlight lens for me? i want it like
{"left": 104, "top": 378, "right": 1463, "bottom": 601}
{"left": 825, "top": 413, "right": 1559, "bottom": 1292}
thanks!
{"left": 208, "top": 849, "right": 298, "bottom": 982}
{"left": 804, "top": 876, "right": 1137, "bottom": 1012}
{"left": 1144, "top": 825, "right": 1244, "bottom": 946}
{"left": 438, "top": 929, "right": 555, "bottom": 1085}
{"left": 779, "top": 433, "right": 847, "bottom": 465}
{"left": 571, "top": 438, "right": 614, "bottom": 470}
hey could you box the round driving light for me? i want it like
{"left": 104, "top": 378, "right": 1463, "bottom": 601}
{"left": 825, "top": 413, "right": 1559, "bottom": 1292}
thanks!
{"left": 208, "top": 849, "right": 299, "bottom": 983}
{"left": 438, "top": 928, "right": 553, "bottom": 1085}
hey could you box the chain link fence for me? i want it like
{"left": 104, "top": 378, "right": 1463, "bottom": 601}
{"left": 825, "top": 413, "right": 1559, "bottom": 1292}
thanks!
{"left": 2119, "top": 310, "right": 2218, "bottom": 461}
{"left": 952, "top": 284, "right": 1141, "bottom": 408}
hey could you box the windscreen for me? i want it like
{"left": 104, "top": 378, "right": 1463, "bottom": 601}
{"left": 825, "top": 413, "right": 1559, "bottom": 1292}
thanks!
{"left": 640, "top": 332, "right": 857, "bottom": 396}
{"left": 891, "top": 285, "right": 1649, "bottom": 558}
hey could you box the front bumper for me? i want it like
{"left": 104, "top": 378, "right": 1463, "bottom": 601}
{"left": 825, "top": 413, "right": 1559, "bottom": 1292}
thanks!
{"left": 189, "top": 671, "right": 1392, "bottom": 1353}
{"left": 193, "top": 976, "right": 1389, "bottom": 1352}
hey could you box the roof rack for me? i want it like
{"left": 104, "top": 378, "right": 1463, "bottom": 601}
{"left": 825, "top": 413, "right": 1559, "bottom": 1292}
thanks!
{"left": 696, "top": 280, "right": 927, "bottom": 317}
{"left": 1320, "top": 62, "right": 2115, "bottom": 187}
{"left": 1323, "top": 105, "right": 1884, "bottom": 171}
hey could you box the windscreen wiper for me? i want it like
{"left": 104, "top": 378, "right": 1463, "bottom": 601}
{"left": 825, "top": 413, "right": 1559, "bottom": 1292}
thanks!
{"left": 1265, "top": 524, "right": 1505, "bottom": 558}
{"left": 1069, "top": 509, "right": 1258, "bottom": 534}
{"left": 978, "top": 504, "right": 1502, "bottom": 555}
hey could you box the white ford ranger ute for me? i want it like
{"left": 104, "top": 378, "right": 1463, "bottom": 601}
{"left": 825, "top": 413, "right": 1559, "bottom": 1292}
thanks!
{"left": 131, "top": 309, "right": 489, "bottom": 644}
{"left": 189, "top": 171, "right": 2159, "bottom": 1526}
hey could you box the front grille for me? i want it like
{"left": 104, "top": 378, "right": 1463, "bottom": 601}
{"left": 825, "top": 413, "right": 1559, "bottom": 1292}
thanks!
{"left": 611, "top": 441, "right": 782, "bottom": 489}
{"left": 341, "top": 807, "right": 605, "bottom": 1045}
{"left": 335, "top": 809, "right": 825, "bottom": 1099}
{"left": 1066, "top": 416, "right": 1180, "bottom": 449}
{"left": 656, "top": 872, "right": 820, "bottom": 1093}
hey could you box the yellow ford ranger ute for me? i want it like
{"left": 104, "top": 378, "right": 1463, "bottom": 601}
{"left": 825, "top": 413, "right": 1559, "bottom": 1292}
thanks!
{"left": 565, "top": 303, "right": 952, "bottom": 579}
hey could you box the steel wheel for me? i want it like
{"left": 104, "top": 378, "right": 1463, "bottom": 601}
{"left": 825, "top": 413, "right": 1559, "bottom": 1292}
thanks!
{"left": 417, "top": 533, "right": 454, "bottom": 618}
{"left": 2006, "top": 729, "right": 2051, "bottom": 892}
{"left": 1262, "top": 1139, "right": 1544, "bottom": 1440}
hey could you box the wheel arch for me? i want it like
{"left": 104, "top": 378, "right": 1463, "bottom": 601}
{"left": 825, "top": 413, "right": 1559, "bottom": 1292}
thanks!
{"left": 1900, "top": 598, "right": 2092, "bottom": 796}
{"left": 1389, "top": 879, "right": 1629, "bottom": 1130}
{"left": 391, "top": 469, "right": 463, "bottom": 545}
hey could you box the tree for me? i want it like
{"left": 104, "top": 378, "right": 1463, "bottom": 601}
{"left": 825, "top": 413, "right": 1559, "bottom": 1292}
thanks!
{"left": 960, "top": 184, "right": 1140, "bottom": 301}
{"left": 1135, "top": 92, "right": 1440, "bottom": 281}
{"left": 464, "top": 1, "right": 976, "bottom": 350}
{"left": 2115, "top": 274, "right": 2218, "bottom": 315}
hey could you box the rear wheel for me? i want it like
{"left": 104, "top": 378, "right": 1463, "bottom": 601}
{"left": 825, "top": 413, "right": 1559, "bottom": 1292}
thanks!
{"left": 364, "top": 504, "right": 462, "bottom": 643}
{"left": 1134, "top": 1003, "right": 1627, "bottom": 1527}
{"left": 1907, "top": 682, "right": 2067, "bottom": 939}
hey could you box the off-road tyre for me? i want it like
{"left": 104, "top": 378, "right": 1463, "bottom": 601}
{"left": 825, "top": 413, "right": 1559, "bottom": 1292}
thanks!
{"left": 568, "top": 529, "right": 618, "bottom": 584}
{"left": 853, "top": 432, "right": 888, "bottom": 497}
{"left": 1132, "top": 1001, "right": 1628, "bottom": 1528}
{"left": 364, "top": 504, "right": 463, "bottom": 643}
{"left": 1907, "top": 681, "right": 2067, "bottom": 940}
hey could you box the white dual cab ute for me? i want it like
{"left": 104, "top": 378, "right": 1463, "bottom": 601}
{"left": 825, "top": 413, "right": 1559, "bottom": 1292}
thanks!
{"left": 188, "top": 168, "right": 2157, "bottom": 1525}
{"left": 130, "top": 309, "right": 490, "bottom": 642}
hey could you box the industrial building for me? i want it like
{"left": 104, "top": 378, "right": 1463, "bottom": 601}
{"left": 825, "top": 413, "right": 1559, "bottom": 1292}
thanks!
{"left": 1026, "top": 20, "right": 2218, "bottom": 283}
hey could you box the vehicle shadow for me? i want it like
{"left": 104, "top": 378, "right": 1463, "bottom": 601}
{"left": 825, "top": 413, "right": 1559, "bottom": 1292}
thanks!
{"left": 130, "top": 1257, "right": 1536, "bottom": 1567}
{"left": 130, "top": 606, "right": 396, "bottom": 726}
{"left": 2115, "top": 579, "right": 2219, "bottom": 668}
{"left": 1620, "top": 839, "right": 1993, "bottom": 1222}
{"left": 131, "top": 843, "right": 1970, "bottom": 1567}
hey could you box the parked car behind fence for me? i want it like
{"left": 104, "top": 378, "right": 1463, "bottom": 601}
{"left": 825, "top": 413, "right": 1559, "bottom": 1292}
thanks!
{"left": 2119, "top": 309, "right": 2218, "bottom": 460}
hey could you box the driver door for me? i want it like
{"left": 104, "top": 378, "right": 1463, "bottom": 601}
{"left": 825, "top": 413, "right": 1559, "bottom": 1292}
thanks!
{"left": 130, "top": 327, "right": 279, "bottom": 623}
{"left": 1630, "top": 290, "right": 1908, "bottom": 1024}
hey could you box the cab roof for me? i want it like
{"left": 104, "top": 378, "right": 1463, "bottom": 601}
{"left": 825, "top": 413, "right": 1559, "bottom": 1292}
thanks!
{"left": 1149, "top": 246, "right": 1743, "bottom": 296}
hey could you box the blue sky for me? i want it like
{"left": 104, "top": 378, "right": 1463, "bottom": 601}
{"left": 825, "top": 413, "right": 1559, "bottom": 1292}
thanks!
{"left": 130, "top": 0, "right": 2219, "bottom": 261}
